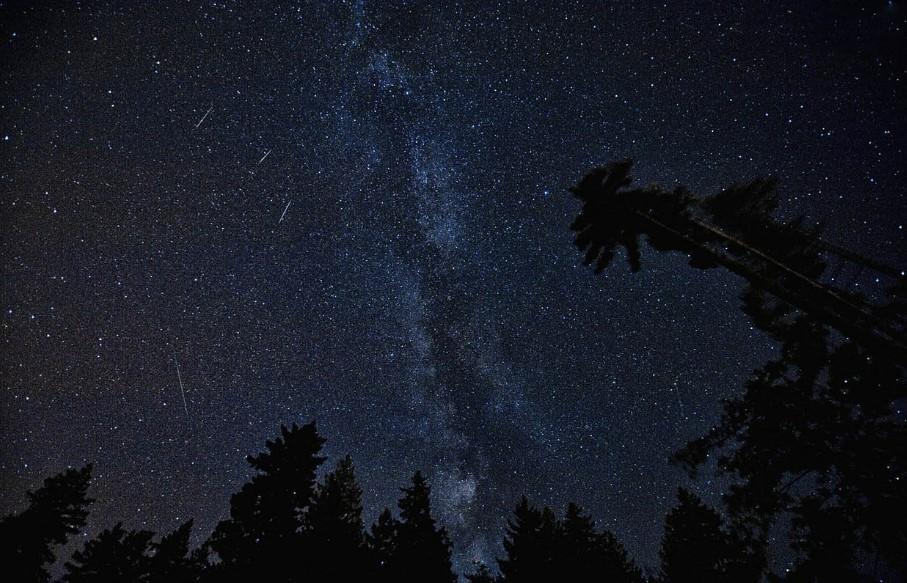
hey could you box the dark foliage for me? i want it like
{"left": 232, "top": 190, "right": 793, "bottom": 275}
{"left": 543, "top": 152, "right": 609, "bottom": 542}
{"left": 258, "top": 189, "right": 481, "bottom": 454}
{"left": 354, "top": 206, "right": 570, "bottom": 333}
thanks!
{"left": 498, "top": 497, "right": 642, "bottom": 583}
{"left": 149, "top": 521, "right": 204, "bottom": 583}
{"left": 658, "top": 488, "right": 759, "bottom": 583}
{"left": 466, "top": 563, "right": 499, "bottom": 583}
{"left": 498, "top": 497, "right": 559, "bottom": 582}
{"left": 304, "top": 455, "right": 369, "bottom": 579}
{"left": 3, "top": 163, "right": 903, "bottom": 582}
{"left": 0, "top": 465, "right": 93, "bottom": 583}
{"left": 10, "top": 415, "right": 896, "bottom": 581}
{"left": 366, "top": 507, "right": 399, "bottom": 581}
{"left": 569, "top": 160, "right": 903, "bottom": 356}
{"left": 206, "top": 422, "right": 326, "bottom": 581}
{"left": 390, "top": 471, "right": 457, "bottom": 583}
{"left": 571, "top": 161, "right": 907, "bottom": 580}
{"left": 61, "top": 521, "right": 202, "bottom": 583}
{"left": 62, "top": 523, "right": 153, "bottom": 583}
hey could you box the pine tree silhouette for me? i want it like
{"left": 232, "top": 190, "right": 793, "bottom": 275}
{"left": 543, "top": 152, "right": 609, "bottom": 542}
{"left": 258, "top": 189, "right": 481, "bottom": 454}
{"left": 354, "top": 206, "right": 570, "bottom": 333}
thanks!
{"left": 569, "top": 160, "right": 905, "bottom": 355}
{"left": 13, "top": 417, "right": 869, "bottom": 582}
{"left": 570, "top": 161, "right": 907, "bottom": 579}
{"left": 366, "top": 507, "right": 399, "bottom": 582}
{"left": 659, "top": 488, "right": 758, "bottom": 583}
{"left": 498, "top": 498, "right": 642, "bottom": 583}
{"left": 466, "top": 563, "right": 499, "bottom": 583}
{"left": 305, "top": 455, "right": 369, "bottom": 579}
{"left": 148, "top": 520, "right": 204, "bottom": 583}
{"left": 559, "top": 503, "right": 642, "bottom": 583}
{"left": 62, "top": 523, "right": 153, "bottom": 583}
{"left": 783, "top": 496, "right": 865, "bottom": 583}
{"left": 498, "top": 497, "right": 559, "bottom": 582}
{"left": 61, "top": 521, "right": 202, "bottom": 582}
{"left": 673, "top": 309, "right": 907, "bottom": 579}
{"left": 0, "top": 464, "right": 93, "bottom": 583}
{"left": 206, "top": 422, "right": 326, "bottom": 581}
{"left": 393, "top": 471, "right": 457, "bottom": 583}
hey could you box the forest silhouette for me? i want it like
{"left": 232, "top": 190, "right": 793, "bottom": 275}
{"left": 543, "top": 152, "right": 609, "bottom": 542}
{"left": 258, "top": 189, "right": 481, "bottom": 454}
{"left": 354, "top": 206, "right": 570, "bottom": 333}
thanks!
{"left": 3, "top": 162, "right": 904, "bottom": 582}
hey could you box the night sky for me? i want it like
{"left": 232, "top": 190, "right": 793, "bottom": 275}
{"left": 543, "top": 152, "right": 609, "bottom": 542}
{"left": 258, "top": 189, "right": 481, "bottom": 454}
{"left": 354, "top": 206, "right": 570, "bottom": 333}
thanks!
{"left": 2, "top": 0, "right": 905, "bottom": 575}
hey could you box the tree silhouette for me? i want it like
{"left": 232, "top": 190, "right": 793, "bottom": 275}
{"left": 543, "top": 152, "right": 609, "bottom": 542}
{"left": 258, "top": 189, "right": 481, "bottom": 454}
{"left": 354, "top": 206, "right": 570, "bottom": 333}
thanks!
{"left": 559, "top": 503, "right": 642, "bottom": 583}
{"left": 659, "top": 488, "right": 758, "bottom": 583}
{"left": 673, "top": 296, "right": 906, "bottom": 579}
{"left": 569, "top": 160, "right": 905, "bottom": 356}
{"left": 498, "top": 497, "right": 559, "bottom": 582}
{"left": 62, "top": 523, "right": 153, "bottom": 583}
{"left": 148, "top": 520, "right": 204, "bottom": 583}
{"left": 466, "top": 563, "right": 499, "bottom": 583}
{"left": 304, "top": 455, "right": 369, "bottom": 579}
{"left": 392, "top": 471, "right": 457, "bottom": 583}
{"left": 0, "top": 464, "right": 93, "bottom": 583}
{"left": 61, "top": 521, "right": 203, "bottom": 583}
{"left": 569, "top": 161, "right": 907, "bottom": 579}
{"left": 781, "top": 496, "right": 867, "bottom": 583}
{"left": 366, "top": 507, "right": 399, "bottom": 582}
{"left": 206, "top": 422, "right": 326, "bottom": 581}
{"left": 498, "top": 497, "right": 642, "bottom": 583}
{"left": 13, "top": 416, "right": 879, "bottom": 581}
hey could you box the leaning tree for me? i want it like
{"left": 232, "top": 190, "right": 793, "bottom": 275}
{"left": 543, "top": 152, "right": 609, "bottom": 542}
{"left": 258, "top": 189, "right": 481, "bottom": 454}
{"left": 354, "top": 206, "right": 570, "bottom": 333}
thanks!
{"left": 569, "top": 161, "right": 906, "bottom": 579}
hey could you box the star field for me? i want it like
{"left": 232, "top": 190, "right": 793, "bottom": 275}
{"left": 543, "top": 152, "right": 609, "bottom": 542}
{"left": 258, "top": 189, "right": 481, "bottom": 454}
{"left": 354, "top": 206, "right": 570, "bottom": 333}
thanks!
{"left": 1, "top": 1, "right": 905, "bottom": 575}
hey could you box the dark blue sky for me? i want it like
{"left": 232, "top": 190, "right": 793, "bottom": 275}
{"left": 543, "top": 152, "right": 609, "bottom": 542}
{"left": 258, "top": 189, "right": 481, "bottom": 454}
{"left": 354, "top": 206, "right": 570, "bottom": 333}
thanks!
{"left": 1, "top": 0, "right": 904, "bottom": 575}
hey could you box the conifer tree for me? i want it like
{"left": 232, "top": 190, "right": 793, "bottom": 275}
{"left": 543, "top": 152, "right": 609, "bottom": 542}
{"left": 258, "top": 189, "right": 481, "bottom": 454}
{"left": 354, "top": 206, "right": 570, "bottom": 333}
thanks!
{"left": 782, "top": 497, "right": 865, "bottom": 583}
{"left": 393, "top": 471, "right": 457, "bottom": 583}
{"left": 659, "top": 488, "right": 758, "bottom": 583}
{"left": 498, "top": 498, "right": 642, "bottom": 583}
{"left": 206, "top": 422, "right": 326, "bottom": 581}
{"left": 367, "top": 507, "right": 399, "bottom": 582}
{"left": 498, "top": 496, "right": 558, "bottom": 583}
{"left": 570, "top": 161, "right": 907, "bottom": 577}
{"left": 305, "top": 455, "right": 368, "bottom": 579}
{"left": 0, "top": 465, "right": 93, "bottom": 583}
{"left": 148, "top": 520, "right": 203, "bottom": 583}
{"left": 497, "top": 497, "right": 559, "bottom": 582}
{"left": 466, "top": 563, "right": 499, "bottom": 583}
{"left": 559, "top": 503, "right": 642, "bottom": 583}
{"left": 61, "top": 521, "right": 204, "bottom": 583}
{"left": 62, "top": 523, "right": 153, "bottom": 583}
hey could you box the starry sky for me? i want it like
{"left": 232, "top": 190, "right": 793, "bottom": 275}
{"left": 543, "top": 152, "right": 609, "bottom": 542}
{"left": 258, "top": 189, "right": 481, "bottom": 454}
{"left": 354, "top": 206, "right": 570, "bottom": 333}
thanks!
{"left": 1, "top": 0, "right": 905, "bottom": 575}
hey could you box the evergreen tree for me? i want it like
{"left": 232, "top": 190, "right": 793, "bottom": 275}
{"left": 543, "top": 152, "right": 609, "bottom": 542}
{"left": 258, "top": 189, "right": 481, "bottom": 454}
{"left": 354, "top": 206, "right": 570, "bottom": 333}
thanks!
{"left": 559, "top": 503, "right": 642, "bottom": 583}
{"left": 466, "top": 563, "right": 499, "bottom": 583}
{"left": 393, "top": 471, "right": 457, "bottom": 583}
{"left": 497, "top": 498, "right": 559, "bottom": 582}
{"left": 674, "top": 309, "right": 907, "bottom": 579}
{"left": 570, "top": 161, "right": 907, "bottom": 578}
{"left": 782, "top": 497, "right": 864, "bottom": 583}
{"left": 366, "top": 507, "right": 399, "bottom": 582}
{"left": 148, "top": 520, "right": 203, "bottom": 583}
{"left": 659, "top": 488, "right": 758, "bottom": 583}
{"left": 498, "top": 498, "right": 642, "bottom": 583}
{"left": 62, "top": 523, "right": 153, "bottom": 583}
{"left": 0, "top": 465, "right": 93, "bottom": 583}
{"left": 305, "top": 455, "right": 368, "bottom": 579}
{"left": 206, "top": 422, "right": 326, "bottom": 581}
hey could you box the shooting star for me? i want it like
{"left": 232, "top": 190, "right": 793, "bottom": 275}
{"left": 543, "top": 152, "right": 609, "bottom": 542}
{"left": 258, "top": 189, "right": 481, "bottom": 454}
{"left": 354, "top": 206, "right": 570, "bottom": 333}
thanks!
{"left": 173, "top": 351, "right": 189, "bottom": 417}
{"left": 194, "top": 104, "right": 213, "bottom": 129}
{"left": 278, "top": 200, "right": 292, "bottom": 223}
{"left": 257, "top": 149, "right": 272, "bottom": 165}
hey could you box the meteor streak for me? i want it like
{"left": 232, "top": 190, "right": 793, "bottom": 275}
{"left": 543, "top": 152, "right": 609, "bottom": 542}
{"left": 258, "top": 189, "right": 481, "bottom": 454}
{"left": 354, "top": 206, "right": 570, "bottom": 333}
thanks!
{"left": 194, "top": 105, "right": 213, "bottom": 129}
{"left": 278, "top": 200, "right": 291, "bottom": 223}
{"left": 173, "top": 351, "right": 189, "bottom": 416}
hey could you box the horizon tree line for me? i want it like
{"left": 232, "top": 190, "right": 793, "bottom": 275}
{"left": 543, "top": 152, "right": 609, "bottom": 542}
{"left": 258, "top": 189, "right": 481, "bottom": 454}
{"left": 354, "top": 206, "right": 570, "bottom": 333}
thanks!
{"left": 3, "top": 161, "right": 903, "bottom": 582}
{"left": 2, "top": 421, "right": 752, "bottom": 582}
